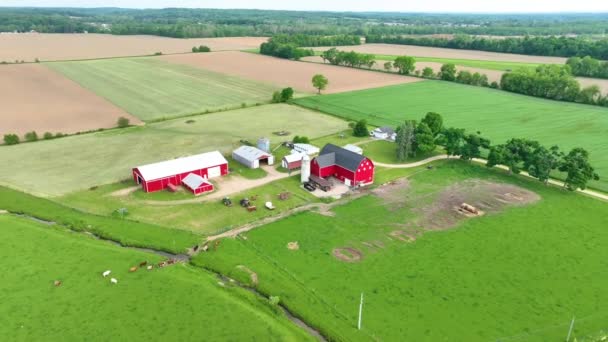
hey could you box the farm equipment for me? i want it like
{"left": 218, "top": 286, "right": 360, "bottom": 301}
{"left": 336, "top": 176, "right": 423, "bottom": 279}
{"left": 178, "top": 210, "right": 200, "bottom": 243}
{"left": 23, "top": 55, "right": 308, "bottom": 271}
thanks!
{"left": 222, "top": 197, "right": 233, "bottom": 207}
{"left": 265, "top": 202, "right": 275, "bottom": 210}
{"left": 460, "top": 203, "right": 480, "bottom": 215}
{"left": 303, "top": 182, "right": 316, "bottom": 192}
{"left": 247, "top": 206, "right": 257, "bottom": 212}
{"left": 240, "top": 198, "right": 251, "bottom": 207}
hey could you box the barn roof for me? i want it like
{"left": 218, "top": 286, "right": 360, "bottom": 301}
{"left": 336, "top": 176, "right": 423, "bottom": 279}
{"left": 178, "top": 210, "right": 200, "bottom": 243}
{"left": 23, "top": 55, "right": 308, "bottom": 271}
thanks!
{"left": 283, "top": 152, "right": 306, "bottom": 163}
{"left": 182, "top": 173, "right": 212, "bottom": 190}
{"left": 233, "top": 146, "right": 272, "bottom": 161}
{"left": 317, "top": 144, "right": 366, "bottom": 172}
{"left": 135, "top": 151, "right": 227, "bottom": 181}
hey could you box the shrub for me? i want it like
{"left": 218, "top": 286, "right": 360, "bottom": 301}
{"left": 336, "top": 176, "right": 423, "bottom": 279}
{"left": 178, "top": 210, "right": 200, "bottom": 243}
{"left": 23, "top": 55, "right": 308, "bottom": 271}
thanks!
{"left": 3, "top": 134, "right": 20, "bottom": 145}
{"left": 353, "top": 119, "right": 369, "bottom": 137}
{"left": 186, "top": 119, "right": 196, "bottom": 124}
{"left": 272, "top": 91, "right": 282, "bottom": 103}
{"left": 24, "top": 131, "right": 38, "bottom": 142}
{"left": 280, "top": 87, "right": 294, "bottom": 102}
{"left": 293, "top": 136, "right": 310, "bottom": 144}
{"left": 43, "top": 132, "right": 54, "bottom": 140}
{"left": 154, "top": 52, "right": 163, "bottom": 56}
{"left": 117, "top": 117, "right": 130, "bottom": 128}
{"left": 55, "top": 132, "right": 65, "bottom": 138}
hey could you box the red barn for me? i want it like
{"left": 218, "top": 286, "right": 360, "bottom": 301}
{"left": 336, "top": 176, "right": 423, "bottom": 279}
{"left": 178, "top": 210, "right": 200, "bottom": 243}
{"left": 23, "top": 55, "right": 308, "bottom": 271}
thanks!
{"left": 132, "top": 151, "right": 228, "bottom": 193}
{"left": 311, "top": 144, "right": 374, "bottom": 187}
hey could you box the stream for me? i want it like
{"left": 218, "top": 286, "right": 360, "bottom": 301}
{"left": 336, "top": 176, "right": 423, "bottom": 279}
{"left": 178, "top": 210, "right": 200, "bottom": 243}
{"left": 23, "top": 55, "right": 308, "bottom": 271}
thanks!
{"left": 8, "top": 212, "right": 326, "bottom": 341}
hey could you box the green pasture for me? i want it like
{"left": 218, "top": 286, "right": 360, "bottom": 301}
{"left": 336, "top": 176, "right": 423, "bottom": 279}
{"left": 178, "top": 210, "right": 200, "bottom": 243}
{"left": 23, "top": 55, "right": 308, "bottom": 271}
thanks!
{"left": 0, "top": 104, "right": 347, "bottom": 196}
{"left": 294, "top": 81, "right": 608, "bottom": 191}
{"left": 46, "top": 57, "right": 278, "bottom": 121}
{"left": 58, "top": 176, "right": 318, "bottom": 236}
{"left": 359, "top": 139, "right": 443, "bottom": 164}
{"left": 0, "top": 214, "right": 310, "bottom": 341}
{"left": 193, "top": 161, "right": 608, "bottom": 341}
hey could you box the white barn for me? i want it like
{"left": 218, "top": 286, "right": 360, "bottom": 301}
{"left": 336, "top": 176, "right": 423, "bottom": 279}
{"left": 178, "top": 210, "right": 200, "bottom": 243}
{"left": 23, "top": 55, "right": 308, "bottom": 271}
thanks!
{"left": 232, "top": 146, "right": 274, "bottom": 169}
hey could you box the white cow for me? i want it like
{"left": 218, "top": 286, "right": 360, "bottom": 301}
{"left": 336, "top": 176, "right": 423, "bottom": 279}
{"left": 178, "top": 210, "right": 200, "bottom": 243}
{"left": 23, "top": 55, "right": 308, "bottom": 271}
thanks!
{"left": 102, "top": 270, "right": 111, "bottom": 277}
{"left": 110, "top": 278, "right": 118, "bottom": 284}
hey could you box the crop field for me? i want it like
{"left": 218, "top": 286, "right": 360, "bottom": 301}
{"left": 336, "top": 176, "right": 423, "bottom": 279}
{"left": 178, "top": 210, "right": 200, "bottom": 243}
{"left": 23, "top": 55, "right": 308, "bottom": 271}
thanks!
{"left": 0, "top": 64, "right": 138, "bottom": 136}
{"left": 161, "top": 51, "right": 422, "bottom": 94}
{"left": 0, "top": 33, "right": 267, "bottom": 62}
{"left": 47, "top": 57, "right": 279, "bottom": 121}
{"left": 193, "top": 161, "right": 608, "bottom": 341}
{"left": 312, "top": 43, "right": 567, "bottom": 64}
{"left": 0, "top": 214, "right": 309, "bottom": 341}
{"left": 0, "top": 104, "right": 347, "bottom": 196}
{"left": 294, "top": 81, "right": 608, "bottom": 191}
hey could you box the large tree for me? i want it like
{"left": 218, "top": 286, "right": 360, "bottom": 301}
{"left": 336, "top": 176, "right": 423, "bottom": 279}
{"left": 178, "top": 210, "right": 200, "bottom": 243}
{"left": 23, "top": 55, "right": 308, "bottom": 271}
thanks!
{"left": 460, "top": 132, "right": 490, "bottom": 161}
{"left": 312, "top": 74, "right": 329, "bottom": 94}
{"left": 439, "top": 127, "right": 465, "bottom": 157}
{"left": 414, "top": 123, "right": 435, "bottom": 154}
{"left": 440, "top": 63, "right": 457, "bottom": 81}
{"left": 393, "top": 56, "right": 416, "bottom": 75}
{"left": 421, "top": 112, "right": 443, "bottom": 137}
{"left": 558, "top": 147, "right": 600, "bottom": 191}
{"left": 396, "top": 121, "right": 417, "bottom": 161}
{"left": 527, "top": 145, "right": 563, "bottom": 184}
{"left": 353, "top": 119, "right": 369, "bottom": 137}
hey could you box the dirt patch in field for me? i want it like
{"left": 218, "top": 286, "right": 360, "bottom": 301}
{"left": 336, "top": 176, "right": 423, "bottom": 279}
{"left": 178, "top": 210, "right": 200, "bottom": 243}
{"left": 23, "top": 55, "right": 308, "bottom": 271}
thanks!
{"left": 0, "top": 64, "right": 139, "bottom": 136}
{"left": 577, "top": 77, "right": 608, "bottom": 95}
{"left": 332, "top": 248, "right": 363, "bottom": 263}
{"left": 161, "top": 51, "right": 423, "bottom": 94}
{"left": 371, "top": 178, "right": 411, "bottom": 209}
{"left": 417, "top": 179, "right": 540, "bottom": 230}
{"left": 287, "top": 242, "right": 300, "bottom": 250}
{"left": 0, "top": 33, "right": 267, "bottom": 62}
{"left": 312, "top": 44, "right": 566, "bottom": 64}
{"left": 236, "top": 265, "right": 259, "bottom": 286}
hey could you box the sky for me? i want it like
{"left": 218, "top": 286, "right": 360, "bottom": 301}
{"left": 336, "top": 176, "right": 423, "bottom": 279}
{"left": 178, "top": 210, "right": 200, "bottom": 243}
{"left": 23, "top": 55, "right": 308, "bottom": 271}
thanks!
{"left": 2, "top": 0, "right": 608, "bottom": 13}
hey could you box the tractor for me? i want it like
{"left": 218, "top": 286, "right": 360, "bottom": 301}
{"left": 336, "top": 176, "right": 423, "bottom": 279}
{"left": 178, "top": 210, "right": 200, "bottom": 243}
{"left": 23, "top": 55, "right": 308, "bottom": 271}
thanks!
{"left": 222, "top": 197, "right": 233, "bottom": 207}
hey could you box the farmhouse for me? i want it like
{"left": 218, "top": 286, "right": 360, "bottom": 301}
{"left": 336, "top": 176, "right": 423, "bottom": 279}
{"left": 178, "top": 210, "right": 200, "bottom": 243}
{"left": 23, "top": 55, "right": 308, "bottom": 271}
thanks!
{"left": 371, "top": 126, "right": 396, "bottom": 141}
{"left": 233, "top": 146, "right": 274, "bottom": 169}
{"left": 311, "top": 144, "right": 374, "bottom": 187}
{"left": 132, "top": 151, "right": 228, "bottom": 193}
{"left": 282, "top": 152, "right": 306, "bottom": 171}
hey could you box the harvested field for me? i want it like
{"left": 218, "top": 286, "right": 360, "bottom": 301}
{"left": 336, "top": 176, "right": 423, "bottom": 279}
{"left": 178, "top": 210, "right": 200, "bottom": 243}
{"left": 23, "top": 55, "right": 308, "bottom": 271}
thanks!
{"left": 0, "top": 64, "right": 138, "bottom": 136}
{"left": 312, "top": 43, "right": 567, "bottom": 64}
{"left": 578, "top": 77, "right": 608, "bottom": 94}
{"left": 0, "top": 33, "right": 267, "bottom": 62}
{"left": 161, "top": 51, "right": 422, "bottom": 94}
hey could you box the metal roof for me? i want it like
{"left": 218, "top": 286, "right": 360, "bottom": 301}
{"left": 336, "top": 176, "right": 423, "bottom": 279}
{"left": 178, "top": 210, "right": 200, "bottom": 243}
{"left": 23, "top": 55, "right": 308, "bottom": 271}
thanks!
{"left": 182, "top": 173, "right": 211, "bottom": 190}
{"left": 292, "top": 143, "right": 320, "bottom": 155}
{"left": 317, "top": 144, "right": 366, "bottom": 172}
{"left": 283, "top": 152, "right": 306, "bottom": 163}
{"left": 375, "top": 126, "right": 395, "bottom": 134}
{"left": 343, "top": 144, "right": 363, "bottom": 154}
{"left": 135, "top": 151, "right": 227, "bottom": 181}
{"left": 233, "top": 146, "right": 272, "bottom": 161}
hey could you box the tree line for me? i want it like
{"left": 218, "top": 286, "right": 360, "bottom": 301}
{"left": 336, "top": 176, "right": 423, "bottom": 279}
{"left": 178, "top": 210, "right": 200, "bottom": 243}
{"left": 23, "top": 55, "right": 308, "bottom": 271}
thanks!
{"left": 366, "top": 35, "right": 608, "bottom": 60}
{"left": 260, "top": 35, "right": 360, "bottom": 60}
{"left": 391, "top": 112, "right": 599, "bottom": 191}
{"left": 566, "top": 56, "right": 608, "bottom": 79}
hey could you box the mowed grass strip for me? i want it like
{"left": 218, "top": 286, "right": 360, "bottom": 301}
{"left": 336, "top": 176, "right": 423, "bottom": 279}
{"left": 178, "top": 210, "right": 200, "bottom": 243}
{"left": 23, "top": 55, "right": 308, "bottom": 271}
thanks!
{"left": 46, "top": 57, "right": 278, "bottom": 121}
{"left": 193, "top": 161, "right": 608, "bottom": 341}
{"left": 0, "top": 104, "right": 347, "bottom": 196}
{"left": 294, "top": 81, "right": 608, "bottom": 191}
{"left": 0, "top": 215, "right": 311, "bottom": 341}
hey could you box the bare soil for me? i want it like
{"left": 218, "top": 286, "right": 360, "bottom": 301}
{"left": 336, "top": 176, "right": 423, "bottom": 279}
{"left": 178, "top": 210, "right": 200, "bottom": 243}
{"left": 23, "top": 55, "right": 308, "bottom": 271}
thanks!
{"left": 0, "top": 64, "right": 139, "bottom": 136}
{"left": 287, "top": 242, "right": 300, "bottom": 250}
{"left": 236, "top": 265, "right": 259, "bottom": 286}
{"left": 332, "top": 248, "right": 363, "bottom": 263}
{"left": 0, "top": 33, "right": 268, "bottom": 62}
{"left": 312, "top": 44, "right": 567, "bottom": 64}
{"left": 161, "top": 51, "right": 423, "bottom": 94}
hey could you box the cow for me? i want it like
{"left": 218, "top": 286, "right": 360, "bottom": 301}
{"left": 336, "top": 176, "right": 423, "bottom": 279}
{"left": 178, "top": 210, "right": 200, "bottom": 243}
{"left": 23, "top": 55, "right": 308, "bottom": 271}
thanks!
{"left": 110, "top": 278, "right": 118, "bottom": 284}
{"left": 102, "top": 270, "right": 111, "bottom": 277}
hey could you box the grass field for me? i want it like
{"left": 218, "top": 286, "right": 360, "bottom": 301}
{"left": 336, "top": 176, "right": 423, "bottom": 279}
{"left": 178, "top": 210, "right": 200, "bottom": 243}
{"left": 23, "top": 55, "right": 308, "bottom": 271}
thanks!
{"left": 294, "top": 81, "right": 608, "bottom": 191}
{"left": 0, "top": 214, "right": 310, "bottom": 341}
{"left": 47, "top": 57, "right": 278, "bottom": 121}
{"left": 58, "top": 176, "right": 318, "bottom": 236}
{"left": 193, "top": 161, "right": 608, "bottom": 341}
{"left": 359, "top": 139, "right": 443, "bottom": 164}
{"left": 0, "top": 104, "right": 347, "bottom": 196}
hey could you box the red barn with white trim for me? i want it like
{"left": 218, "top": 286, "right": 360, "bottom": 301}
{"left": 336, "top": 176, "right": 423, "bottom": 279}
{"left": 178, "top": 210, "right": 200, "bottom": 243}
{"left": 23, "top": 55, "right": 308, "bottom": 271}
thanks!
{"left": 132, "top": 151, "right": 228, "bottom": 193}
{"left": 311, "top": 144, "right": 374, "bottom": 187}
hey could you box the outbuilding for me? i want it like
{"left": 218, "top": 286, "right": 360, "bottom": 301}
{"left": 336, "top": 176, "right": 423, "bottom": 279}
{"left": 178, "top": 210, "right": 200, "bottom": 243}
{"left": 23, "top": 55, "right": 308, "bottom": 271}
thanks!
{"left": 182, "top": 173, "right": 214, "bottom": 196}
{"left": 343, "top": 144, "right": 363, "bottom": 155}
{"left": 132, "top": 151, "right": 228, "bottom": 193}
{"left": 232, "top": 146, "right": 274, "bottom": 169}
{"left": 292, "top": 143, "right": 320, "bottom": 156}
{"left": 311, "top": 144, "right": 374, "bottom": 187}
{"left": 282, "top": 152, "right": 306, "bottom": 171}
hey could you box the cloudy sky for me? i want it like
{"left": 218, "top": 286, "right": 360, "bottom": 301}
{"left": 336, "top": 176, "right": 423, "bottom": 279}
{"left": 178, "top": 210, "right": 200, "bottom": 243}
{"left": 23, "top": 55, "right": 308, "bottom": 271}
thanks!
{"left": 2, "top": 0, "right": 608, "bottom": 13}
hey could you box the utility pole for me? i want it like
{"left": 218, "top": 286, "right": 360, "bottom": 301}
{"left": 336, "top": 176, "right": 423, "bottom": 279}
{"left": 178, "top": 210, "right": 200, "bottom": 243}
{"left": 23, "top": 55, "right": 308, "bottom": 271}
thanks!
{"left": 566, "top": 316, "right": 575, "bottom": 342}
{"left": 357, "top": 293, "right": 364, "bottom": 330}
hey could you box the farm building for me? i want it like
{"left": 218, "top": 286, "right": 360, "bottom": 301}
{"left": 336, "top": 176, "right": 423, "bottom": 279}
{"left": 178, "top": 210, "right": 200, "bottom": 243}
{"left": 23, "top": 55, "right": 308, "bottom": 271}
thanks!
{"left": 311, "top": 144, "right": 374, "bottom": 187}
{"left": 371, "top": 127, "right": 396, "bottom": 141}
{"left": 132, "top": 151, "right": 228, "bottom": 193}
{"left": 182, "top": 173, "right": 214, "bottom": 196}
{"left": 282, "top": 152, "right": 306, "bottom": 171}
{"left": 292, "top": 143, "right": 320, "bottom": 156}
{"left": 233, "top": 146, "right": 274, "bottom": 169}
{"left": 343, "top": 144, "right": 363, "bottom": 155}
{"left": 257, "top": 137, "right": 271, "bottom": 152}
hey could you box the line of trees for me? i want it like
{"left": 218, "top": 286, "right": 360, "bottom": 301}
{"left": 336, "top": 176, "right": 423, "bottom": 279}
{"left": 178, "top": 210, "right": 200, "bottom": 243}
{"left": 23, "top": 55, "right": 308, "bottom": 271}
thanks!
{"left": 393, "top": 112, "right": 600, "bottom": 190}
{"left": 366, "top": 35, "right": 608, "bottom": 60}
{"left": 269, "top": 34, "right": 361, "bottom": 47}
{"left": 192, "top": 45, "right": 211, "bottom": 53}
{"left": 566, "top": 56, "right": 608, "bottom": 79}
{"left": 320, "top": 48, "right": 376, "bottom": 69}
{"left": 259, "top": 37, "right": 314, "bottom": 60}
{"left": 500, "top": 65, "right": 608, "bottom": 106}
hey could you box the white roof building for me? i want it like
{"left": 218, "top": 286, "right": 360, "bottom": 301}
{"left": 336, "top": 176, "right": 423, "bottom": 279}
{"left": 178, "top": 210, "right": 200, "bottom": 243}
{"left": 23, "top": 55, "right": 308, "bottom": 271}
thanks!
{"left": 232, "top": 146, "right": 274, "bottom": 169}
{"left": 343, "top": 144, "right": 363, "bottom": 155}
{"left": 135, "top": 151, "right": 228, "bottom": 181}
{"left": 292, "top": 143, "right": 320, "bottom": 156}
{"left": 182, "top": 173, "right": 211, "bottom": 190}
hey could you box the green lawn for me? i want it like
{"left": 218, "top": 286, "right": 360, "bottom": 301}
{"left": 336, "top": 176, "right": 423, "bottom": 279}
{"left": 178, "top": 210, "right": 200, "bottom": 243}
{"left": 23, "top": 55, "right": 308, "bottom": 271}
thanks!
{"left": 294, "top": 81, "right": 608, "bottom": 192}
{"left": 0, "top": 104, "right": 348, "bottom": 196}
{"left": 192, "top": 161, "right": 608, "bottom": 341}
{"left": 0, "top": 214, "right": 311, "bottom": 341}
{"left": 359, "top": 139, "right": 443, "bottom": 164}
{"left": 58, "top": 176, "right": 318, "bottom": 236}
{"left": 46, "top": 57, "right": 279, "bottom": 121}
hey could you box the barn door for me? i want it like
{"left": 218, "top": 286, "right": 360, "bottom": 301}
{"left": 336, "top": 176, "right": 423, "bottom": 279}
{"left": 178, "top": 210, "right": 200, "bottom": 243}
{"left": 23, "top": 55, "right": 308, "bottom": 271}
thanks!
{"left": 207, "top": 166, "right": 221, "bottom": 178}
